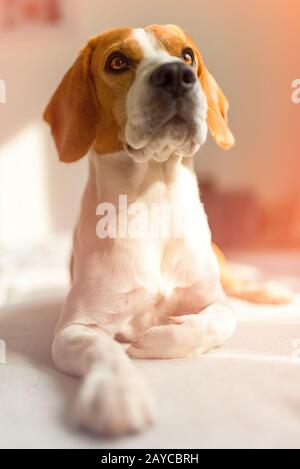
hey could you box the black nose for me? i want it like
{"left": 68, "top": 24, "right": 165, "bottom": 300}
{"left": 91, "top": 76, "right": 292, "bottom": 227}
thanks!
{"left": 150, "top": 62, "right": 196, "bottom": 97}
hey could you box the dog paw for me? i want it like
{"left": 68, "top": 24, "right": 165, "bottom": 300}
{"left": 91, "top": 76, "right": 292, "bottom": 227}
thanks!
{"left": 128, "top": 303, "right": 236, "bottom": 359}
{"left": 73, "top": 366, "right": 156, "bottom": 436}
{"left": 128, "top": 322, "right": 192, "bottom": 359}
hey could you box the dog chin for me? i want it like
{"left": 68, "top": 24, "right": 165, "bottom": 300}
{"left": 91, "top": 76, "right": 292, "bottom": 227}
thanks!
{"left": 124, "top": 117, "right": 207, "bottom": 163}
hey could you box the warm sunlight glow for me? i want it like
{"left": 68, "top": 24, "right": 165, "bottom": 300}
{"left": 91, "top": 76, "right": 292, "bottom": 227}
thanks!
{"left": 0, "top": 123, "right": 50, "bottom": 248}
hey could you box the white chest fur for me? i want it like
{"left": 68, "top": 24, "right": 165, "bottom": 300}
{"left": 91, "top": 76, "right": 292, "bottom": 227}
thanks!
{"left": 68, "top": 150, "right": 223, "bottom": 338}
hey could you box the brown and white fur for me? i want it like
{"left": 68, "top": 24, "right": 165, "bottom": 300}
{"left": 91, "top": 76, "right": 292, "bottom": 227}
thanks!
{"left": 44, "top": 25, "right": 292, "bottom": 436}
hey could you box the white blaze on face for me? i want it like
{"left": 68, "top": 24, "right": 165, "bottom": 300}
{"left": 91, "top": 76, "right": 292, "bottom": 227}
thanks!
{"left": 125, "top": 28, "right": 208, "bottom": 162}
{"left": 133, "top": 28, "right": 169, "bottom": 59}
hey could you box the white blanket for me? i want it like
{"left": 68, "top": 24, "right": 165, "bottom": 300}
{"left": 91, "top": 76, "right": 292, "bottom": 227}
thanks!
{"left": 0, "top": 239, "right": 299, "bottom": 449}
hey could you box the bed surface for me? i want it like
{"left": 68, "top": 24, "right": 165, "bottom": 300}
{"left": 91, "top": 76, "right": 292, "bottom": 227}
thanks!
{"left": 0, "top": 239, "right": 299, "bottom": 449}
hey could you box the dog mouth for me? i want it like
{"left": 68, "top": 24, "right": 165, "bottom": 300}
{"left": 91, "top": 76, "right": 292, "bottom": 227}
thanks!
{"left": 124, "top": 113, "right": 200, "bottom": 162}
{"left": 125, "top": 114, "right": 185, "bottom": 148}
{"left": 163, "top": 114, "right": 188, "bottom": 129}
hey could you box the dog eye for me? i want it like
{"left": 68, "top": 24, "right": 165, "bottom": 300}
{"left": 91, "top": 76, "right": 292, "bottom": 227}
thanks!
{"left": 106, "top": 53, "right": 130, "bottom": 73}
{"left": 182, "top": 48, "right": 195, "bottom": 66}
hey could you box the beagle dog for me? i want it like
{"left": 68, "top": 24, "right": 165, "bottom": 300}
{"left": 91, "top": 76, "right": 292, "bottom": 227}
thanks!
{"left": 44, "top": 25, "right": 292, "bottom": 436}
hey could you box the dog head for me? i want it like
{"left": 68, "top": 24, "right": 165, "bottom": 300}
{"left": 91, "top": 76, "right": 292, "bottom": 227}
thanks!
{"left": 44, "top": 25, "right": 234, "bottom": 163}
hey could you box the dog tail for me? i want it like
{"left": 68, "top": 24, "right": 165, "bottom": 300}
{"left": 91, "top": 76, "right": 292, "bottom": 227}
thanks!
{"left": 213, "top": 243, "right": 293, "bottom": 304}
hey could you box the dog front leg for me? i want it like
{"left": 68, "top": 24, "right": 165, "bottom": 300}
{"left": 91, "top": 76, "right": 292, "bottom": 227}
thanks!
{"left": 52, "top": 323, "right": 156, "bottom": 436}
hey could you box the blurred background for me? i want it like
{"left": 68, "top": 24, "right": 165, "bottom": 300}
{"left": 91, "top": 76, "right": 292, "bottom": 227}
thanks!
{"left": 0, "top": 0, "right": 300, "bottom": 303}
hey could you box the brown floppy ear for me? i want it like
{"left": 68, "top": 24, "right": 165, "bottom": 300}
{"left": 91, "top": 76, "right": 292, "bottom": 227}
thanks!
{"left": 198, "top": 62, "right": 235, "bottom": 150}
{"left": 43, "top": 40, "right": 99, "bottom": 162}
